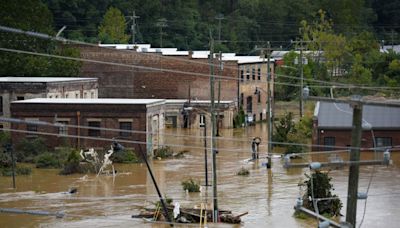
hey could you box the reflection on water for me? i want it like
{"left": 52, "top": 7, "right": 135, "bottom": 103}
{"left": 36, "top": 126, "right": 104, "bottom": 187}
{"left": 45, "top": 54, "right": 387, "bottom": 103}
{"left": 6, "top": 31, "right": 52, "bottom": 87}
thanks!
{"left": 0, "top": 123, "right": 399, "bottom": 227}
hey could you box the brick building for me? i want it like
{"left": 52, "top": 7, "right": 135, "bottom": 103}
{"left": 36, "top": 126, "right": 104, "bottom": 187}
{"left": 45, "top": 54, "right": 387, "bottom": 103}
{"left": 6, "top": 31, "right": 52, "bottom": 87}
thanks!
{"left": 79, "top": 45, "right": 239, "bottom": 102}
{"left": 312, "top": 101, "right": 400, "bottom": 151}
{"left": 0, "top": 77, "right": 98, "bottom": 128}
{"left": 10, "top": 98, "right": 165, "bottom": 155}
{"left": 236, "top": 58, "right": 275, "bottom": 123}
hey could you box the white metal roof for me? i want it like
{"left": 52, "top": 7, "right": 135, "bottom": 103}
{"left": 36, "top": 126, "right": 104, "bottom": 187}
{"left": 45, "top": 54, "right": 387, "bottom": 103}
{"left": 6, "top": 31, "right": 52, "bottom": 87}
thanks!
{"left": 13, "top": 98, "right": 165, "bottom": 105}
{"left": 165, "top": 99, "right": 234, "bottom": 104}
{"left": 0, "top": 77, "right": 97, "bottom": 83}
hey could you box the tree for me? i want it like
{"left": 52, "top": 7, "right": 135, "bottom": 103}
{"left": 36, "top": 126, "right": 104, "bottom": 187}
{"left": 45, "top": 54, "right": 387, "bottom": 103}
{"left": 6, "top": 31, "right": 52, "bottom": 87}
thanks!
{"left": 0, "top": 0, "right": 81, "bottom": 77}
{"left": 98, "top": 7, "right": 129, "bottom": 43}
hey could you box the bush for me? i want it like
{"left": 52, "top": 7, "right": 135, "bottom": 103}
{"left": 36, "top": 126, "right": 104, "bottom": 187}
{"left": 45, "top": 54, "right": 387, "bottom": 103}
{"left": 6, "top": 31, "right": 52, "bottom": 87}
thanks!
{"left": 181, "top": 178, "right": 200, "bottom": 192}
{"left": 1, "top": 166, "right": 32, "bottom": 176}
{"left": 15, "top": 137, "right": 48, "bottom": 163}
{"left": 154, "top": 146, "right": 174, "bottom": 159}
{"left": 302, "top": 171, "right": 342, "bottom": 217}
{"left": 236, "top": 167, "right": 250, "bottom": 176}
{"left": 111, "top": 149, "right": 140, "bottom": 163}
{"left": 35, "top": 152, "right": 61, "bottom": 168}
{"left": 59, "top": 150, "right": 83, "bottom": 175}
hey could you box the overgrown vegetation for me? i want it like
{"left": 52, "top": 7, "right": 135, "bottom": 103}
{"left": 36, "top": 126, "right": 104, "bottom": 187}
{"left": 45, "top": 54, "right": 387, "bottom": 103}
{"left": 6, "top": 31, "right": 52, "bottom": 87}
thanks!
{"left": 181, "top": 178, "right": 200, "bottom": 193}
{"left": 300, "top": 171, "right": 342, "bottom": 217}
{"left": 154, "top": 146, "right": 173, "bottom": 158}
{"left": 14, "top": 137, "right": 48, "bottom": 163}
{"left": 273, "top": 112, "right": 312, "bottom": 155}
{"left": 59, "top": 149, "right": 85, "bottom": 175}
{"left": 233, "top": 106, "right": 246, "bottom": 128}
{"left": 111, "top": 149, "right": 140, "bottom": 163}
{"left": 236, "top": 167, "right": 250, "bottom": 176}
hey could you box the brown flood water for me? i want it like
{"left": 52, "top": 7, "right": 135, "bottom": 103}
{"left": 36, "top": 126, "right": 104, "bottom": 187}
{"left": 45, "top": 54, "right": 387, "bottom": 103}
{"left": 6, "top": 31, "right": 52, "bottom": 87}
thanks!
{"left": 1, "top": 123, "right": 400, "bottom": 227}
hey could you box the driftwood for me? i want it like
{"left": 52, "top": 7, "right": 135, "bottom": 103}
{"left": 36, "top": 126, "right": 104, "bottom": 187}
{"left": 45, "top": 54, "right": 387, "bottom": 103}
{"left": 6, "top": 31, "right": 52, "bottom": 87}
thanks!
{"left": 132, "top": 204, "right": 246, "bottom": 224}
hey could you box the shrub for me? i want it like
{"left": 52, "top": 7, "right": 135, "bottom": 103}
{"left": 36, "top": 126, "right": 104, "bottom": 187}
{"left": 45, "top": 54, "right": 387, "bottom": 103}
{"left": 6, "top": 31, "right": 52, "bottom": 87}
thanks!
{"left": 15, "top": 137, "right": 48, "bottom": 163}
{"left": 302, "top": 171, "right": 342, "bottom": 217}
{"left": 236, "top": 167, "right": 250, "bottom": 176}
{"left": 181, "top": 178, "right": 200, "bottom": 192}
{"left": 35, "top": 152, "right": 61, "bottom": 168}
{"left": 59, "top": 150, "right": 83, "bottom": 175}
{"left": 154, "top": 146, "right": 174, "bottom": 159}
{"left": 1, "top": 166, "right": 32, "bottom": 176}
{"left": 111, "top": 149, "right": 140, "bottom": 163}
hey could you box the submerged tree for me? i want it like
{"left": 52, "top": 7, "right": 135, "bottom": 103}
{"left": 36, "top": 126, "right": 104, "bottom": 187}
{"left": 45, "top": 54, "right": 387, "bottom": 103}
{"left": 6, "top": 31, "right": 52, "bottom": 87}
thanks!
{"left": 301, "top": 171, "right": 342, "bottom": 217}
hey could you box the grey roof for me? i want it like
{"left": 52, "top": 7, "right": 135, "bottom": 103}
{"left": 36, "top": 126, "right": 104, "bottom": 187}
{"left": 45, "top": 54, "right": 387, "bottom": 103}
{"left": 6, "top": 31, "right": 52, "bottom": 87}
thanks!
{"left": 315, "top": 101, "right": 400, "bottom": 129}
{"left": 13, "top": 98, "right": 165, "bottom": 105}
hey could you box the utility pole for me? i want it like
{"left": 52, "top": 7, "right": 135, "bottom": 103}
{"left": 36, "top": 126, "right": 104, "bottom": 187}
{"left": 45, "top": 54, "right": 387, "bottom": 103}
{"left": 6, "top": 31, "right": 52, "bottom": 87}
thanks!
{"left": 216, "top": 51, "right": 223, "bottom": 136}
{"left": 292, "top": 40, "right": 307, "bottom": 117}
{"left": 209, "top": 30, "right": 218, "bottom": 223}
{"left": 266, "top": 42, "right": 273, "bottom": 169}
{"left": 156, "top": 18, "right": 167, "bottom": 48}
{"left": 127, "top": 11, "right": 140, "bottom": 44}
{"left": 346, "top": 98, "right": 363, "bottom": 227}
{"left": 215, "top": 14, "right": 224, "bottom": 42}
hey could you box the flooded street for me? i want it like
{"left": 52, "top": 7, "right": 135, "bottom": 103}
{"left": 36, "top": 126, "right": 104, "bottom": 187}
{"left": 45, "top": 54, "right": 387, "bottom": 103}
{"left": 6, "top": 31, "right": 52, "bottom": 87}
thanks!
{"left": 1, "top": 123, "right": 400, "bottom": 227}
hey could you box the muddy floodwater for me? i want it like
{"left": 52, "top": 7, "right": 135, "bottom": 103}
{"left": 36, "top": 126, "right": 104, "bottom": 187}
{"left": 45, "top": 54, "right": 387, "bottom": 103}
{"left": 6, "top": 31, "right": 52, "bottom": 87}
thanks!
{"left": 1, "top": 123, "right": 400, "bottom": 227}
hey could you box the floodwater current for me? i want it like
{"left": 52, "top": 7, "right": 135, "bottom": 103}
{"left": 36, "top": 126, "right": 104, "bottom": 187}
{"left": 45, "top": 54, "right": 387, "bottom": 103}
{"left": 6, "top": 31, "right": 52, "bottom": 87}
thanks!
{"left": 1, "top": 123, "right": 400, "bottom": 227}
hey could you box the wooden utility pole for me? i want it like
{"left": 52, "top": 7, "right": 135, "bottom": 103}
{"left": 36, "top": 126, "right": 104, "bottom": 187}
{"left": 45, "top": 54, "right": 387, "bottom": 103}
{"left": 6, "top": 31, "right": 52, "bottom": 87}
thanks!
{"left": 127, "top": 11, "right": 139, "bottom": 44}
{"left": 156, "top": 18, "right": 167, "bottom": 48}
{"left": 266, "top": 42, "right": 272, "bottom": 169}
{"left": 209, "top": 30, "right": 218, "bottom": 223}
{"left": 346, "top": 99, "right": 363, "bottom": 227}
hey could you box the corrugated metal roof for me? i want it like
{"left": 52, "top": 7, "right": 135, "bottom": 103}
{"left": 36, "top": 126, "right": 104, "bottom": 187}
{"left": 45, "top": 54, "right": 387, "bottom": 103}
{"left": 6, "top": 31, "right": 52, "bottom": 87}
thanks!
{"left": 316, "top": 101, "right": 400, "bottom": 129}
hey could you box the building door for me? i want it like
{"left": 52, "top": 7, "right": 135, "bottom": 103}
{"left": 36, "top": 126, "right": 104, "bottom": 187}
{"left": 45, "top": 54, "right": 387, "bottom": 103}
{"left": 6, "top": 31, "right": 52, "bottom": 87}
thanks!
{"left": 246, "top": 96, "right": 252, "bottom": 113}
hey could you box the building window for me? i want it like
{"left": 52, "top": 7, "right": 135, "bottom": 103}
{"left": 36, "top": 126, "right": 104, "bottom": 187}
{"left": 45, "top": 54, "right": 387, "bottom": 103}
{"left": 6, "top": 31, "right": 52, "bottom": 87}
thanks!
{"left": 259, "top": 113, "right": 263, "bottom": 121}
{"left": 246, "top": 69, "right": 250, "bottom": 80}
{"left": 323, "top": 137, "right": 335, "bottom": 151}
{"left": 0, "top": 96, "right": 2, "bottom": 114}
{"left": 257, "top": 92, "right": 261, "bottom": 103}
{"left": 65, "top": 94, "right": 69, "bottom": 98}
{"left": 257, "top": 67, "right": 261, "bottom": 80}
{"left": 84, "top": 92, "right": 87, "bottom": 98}
{"left": 119, "top": 122, "right": 132, "bottom": 137}
{"left": 91, "top": 92, "right": 95, "bottom": 98}
{"left": 246, "top": 96, "right": 252, "bottom": 113}
{"left": 88, "top": 121, "right": 101, "bottom": 137}
{"left": 76, "top": 93, "right": 79, "bottom": 98}
{"left": 252, "top": 68, "right": 256, "bottom": 80}
{"left": 240, "top": 93, "right": 244, "bottom": 106}
{"left": 57, "top": 121, "right": 69, "bottom": 135}
{"left": 240, "top": 70, "right": 244, "bottom": 82}
{"left": 375, "top": 137, "right": 392, "bottom": 148}
{"left": 17, "top": 96, "right": 24, "bottom": 100}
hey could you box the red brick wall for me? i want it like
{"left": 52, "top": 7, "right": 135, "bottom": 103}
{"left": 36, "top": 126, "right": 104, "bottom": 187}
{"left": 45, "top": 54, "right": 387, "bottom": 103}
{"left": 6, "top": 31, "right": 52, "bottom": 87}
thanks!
{"left": 11, "top": 103, "right": 147, "bottom": 152}
{"left": 312, "top": 128, "right": 400, "bottom": 151}
{"left": 79, "top": 46, "right": 238, "bottom": 100}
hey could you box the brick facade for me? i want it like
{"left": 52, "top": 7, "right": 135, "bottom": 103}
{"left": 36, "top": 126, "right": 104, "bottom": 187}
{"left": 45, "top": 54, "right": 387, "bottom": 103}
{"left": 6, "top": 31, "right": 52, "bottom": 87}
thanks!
{"left": 79, "top": 46, "right": 239, "bottom": 101}
{"left": 10, "top": 100, "right": 164, "bottom": 154}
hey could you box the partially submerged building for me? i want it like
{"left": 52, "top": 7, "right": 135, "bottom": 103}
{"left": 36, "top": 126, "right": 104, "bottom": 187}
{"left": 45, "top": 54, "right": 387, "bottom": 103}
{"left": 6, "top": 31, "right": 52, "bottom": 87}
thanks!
{"left": 312, "top": 101, "right": 400, "bottom": 151}
{"left": 10, "top": 98, "right": 165, "bottom": 155}
{"left": 0, "top": 77, "right": 98, "bottom": 128}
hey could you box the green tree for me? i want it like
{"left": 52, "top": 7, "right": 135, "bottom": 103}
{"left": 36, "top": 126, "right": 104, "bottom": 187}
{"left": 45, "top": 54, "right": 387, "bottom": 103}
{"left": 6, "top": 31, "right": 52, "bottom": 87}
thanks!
{"left": 98, "top": 7, "right": 129, "bottom": 43}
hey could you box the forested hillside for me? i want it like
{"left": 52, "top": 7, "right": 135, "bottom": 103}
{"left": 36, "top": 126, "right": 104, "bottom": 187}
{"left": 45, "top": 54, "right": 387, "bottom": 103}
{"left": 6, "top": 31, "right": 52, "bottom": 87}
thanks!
{"left": 44, "top": 0, "right": 400, "bottom": 53}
